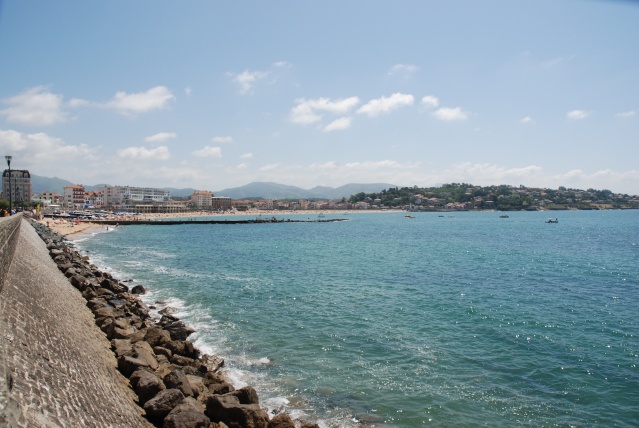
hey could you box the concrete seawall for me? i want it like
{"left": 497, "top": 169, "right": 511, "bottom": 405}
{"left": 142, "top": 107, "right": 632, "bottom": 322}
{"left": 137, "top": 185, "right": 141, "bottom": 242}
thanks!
{"left": 0, "top": 216, "right": 151, "bottom": 427}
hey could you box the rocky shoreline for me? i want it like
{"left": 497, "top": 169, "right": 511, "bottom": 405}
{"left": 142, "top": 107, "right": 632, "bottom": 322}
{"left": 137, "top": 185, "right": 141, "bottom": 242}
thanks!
{"left": 31, "top": 220, "right": 320, "bottom": 428}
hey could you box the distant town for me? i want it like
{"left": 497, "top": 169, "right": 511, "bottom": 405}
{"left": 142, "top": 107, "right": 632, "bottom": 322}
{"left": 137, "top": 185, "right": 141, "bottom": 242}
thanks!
{"left": 2, "top": 168, "right": 638, "bottom": 215}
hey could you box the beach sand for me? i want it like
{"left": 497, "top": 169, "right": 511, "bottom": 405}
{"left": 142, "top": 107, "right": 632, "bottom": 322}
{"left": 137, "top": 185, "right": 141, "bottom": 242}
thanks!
{"left": 37, "top": 219, "right": 102, "bottom": 237}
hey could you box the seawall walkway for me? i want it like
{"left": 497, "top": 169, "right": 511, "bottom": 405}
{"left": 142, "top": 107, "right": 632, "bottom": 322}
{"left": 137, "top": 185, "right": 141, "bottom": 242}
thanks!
{"left": 0, "top": 215, "right": 151, "bottom": 427}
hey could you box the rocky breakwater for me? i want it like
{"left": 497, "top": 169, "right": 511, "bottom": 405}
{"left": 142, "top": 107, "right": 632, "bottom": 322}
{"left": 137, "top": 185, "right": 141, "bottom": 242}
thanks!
{"left": 32, "top": 221, "right": 319, "bottom": 428}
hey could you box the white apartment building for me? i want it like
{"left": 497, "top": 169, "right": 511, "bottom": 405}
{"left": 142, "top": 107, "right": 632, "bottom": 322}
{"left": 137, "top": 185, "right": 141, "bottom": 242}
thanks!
{"left": 191, "top": 190, "right": 213, "bottom": 209}
{"left": 98, "top": 185, "right": 170, "bottom": 206}
{"left": 63, "top": 184, "right": 86, "bottom": 210}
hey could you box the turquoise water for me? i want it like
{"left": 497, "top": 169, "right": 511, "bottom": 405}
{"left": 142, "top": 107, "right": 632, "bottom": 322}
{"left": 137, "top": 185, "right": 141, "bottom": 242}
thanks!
{"left": 76, "top": 210, "right": 639, "bottom": 427}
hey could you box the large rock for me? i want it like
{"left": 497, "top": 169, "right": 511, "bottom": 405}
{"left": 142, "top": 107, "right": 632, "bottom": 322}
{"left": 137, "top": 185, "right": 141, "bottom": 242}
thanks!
{"left": 229, "top": 386, "right": 260, "bottom": 405}
{"left": 131, "top": 284, "right": 147, "bottom": 294}
{"left": 199, "top": 354, "right": 224, "bottom": 374}
{"left": 144, "top": 388, "right": 185, "bottom": 423}
{"left": 100, "top": 277, "right": 129, "bottom": 293}
{"left": 131, "top": 369, "right": 166, "bottom": 406}
{"left": 164, "top": 369, "right": 195, "bottom": 397}
{"left": 162, "top": 410, "right": 210, "bottom": 428}
{"left": 133, "top": 340, "right": 159, "bottom": 371}
{"left": 268, "top": 413, "right": 295, "bottom": 428}
{"left": 163, "top": 397, "right": 209, "bottom": 428}
{"left": 205, "top": 394, "right": 268, "bottom": 428}
{"left": 145, "top": 326, "right": 172, "bottom": 347}
{"left": 163, "top": 320, "right": 196, "bottom": 341}
{"left": 186, "top": 374, "right": 206, "bottom": 398}
{"left": 111, "top": 338, "right": 133, "bottom": 358}
{"left": 203, "top": 372, "right": 234, "bottom": 395}
{"left": 118, "top": 355, "right": 150, "bottom": 377}
{"left": 166, "top": 340, "right": 199, "bottom": 359}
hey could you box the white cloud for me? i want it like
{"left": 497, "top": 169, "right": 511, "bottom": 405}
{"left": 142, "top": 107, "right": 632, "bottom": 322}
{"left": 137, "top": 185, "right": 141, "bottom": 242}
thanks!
{"left": 616, "top": 110, "right": 635, "bottom": 118}
{"left": 184, "top": 86, "right": 192, "bottom": 96}
{"left": 259, "top": 163, "right": 281, "bottom": 172}
{"left": 211, "top": 136, "right": 233, "bottom": 144}
{"left": 421, "top": 95, "right": 439, "bottom": 108}
{"left": 107, "top": 86, "right": 175, "bottom": 115}
{"left": 235, "top": 163, "right": 249, "bottom": 170}
{"left": 230, "top": 70, "right": 268, "bottom": 94}
{"left": 357, "top": 93, "right": 414, "bottom": 117}
{"left": 290, "top": 97, "right": 360, "bottom": 125}
{"left": 0, "top": 86, "right": 68, "bottom": 126}
{"left": 117, "top": 145, "right": 170, "bottom": 160}
{"left": 388, "top": 64, "right": 419, "bottom": 77}
{"left": 323, "top": 117, "right": 352, "bottom": 132}
{"left": 240, "top": 152, "right": 253, "bottom": 159}
{"left": 445, "top": 162, "right": 543, "bottom": 181}
{"left": 273, "top": 61, "right": 291, "bottom": 68}
{"left": 68, "top": 98, "right": 90, "bottom": 107}
{"left": 433, "top": 106, "right": 469, "bottom": 121}
{"left": 521, "top": 116, "right": 534, "bottom": 124}
{"left": 0, "top": 129, "right": 93, "bottom": 159}
{"left": 145, "top": 132, "right": 177, "bottom": 143}
{"left": 567, "top": 109, "right": 590, "bottom": 120}
{"left": 192, "top": 146, "right": 222, "bottom": 158}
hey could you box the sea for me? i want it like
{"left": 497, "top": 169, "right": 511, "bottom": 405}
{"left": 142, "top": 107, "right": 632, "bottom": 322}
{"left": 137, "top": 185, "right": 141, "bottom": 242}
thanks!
{"left": 73, "top": 210, "right": 639, "bottom": 427}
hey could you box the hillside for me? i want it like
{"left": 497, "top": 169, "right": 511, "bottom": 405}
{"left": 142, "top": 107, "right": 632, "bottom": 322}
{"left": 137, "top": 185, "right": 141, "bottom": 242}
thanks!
{"left": 29, "top": 175, "right": 396, "bottom": 200}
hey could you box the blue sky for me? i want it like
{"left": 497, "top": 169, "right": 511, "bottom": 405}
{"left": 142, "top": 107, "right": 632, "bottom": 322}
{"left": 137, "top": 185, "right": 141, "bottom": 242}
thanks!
{"left": 1, "top": 0, "right": 638, "bottom": 194}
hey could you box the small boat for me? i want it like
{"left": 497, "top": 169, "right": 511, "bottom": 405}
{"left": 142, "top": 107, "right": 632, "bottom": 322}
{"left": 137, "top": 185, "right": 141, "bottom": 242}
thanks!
{"left": 499, "top": 214, "right": 509, "bottom": 218}
{"left": 545, "top": 218, "right": 559, "bottom": 223}
{"left": 404, "top": 214, "right": 414, "bottom": 218}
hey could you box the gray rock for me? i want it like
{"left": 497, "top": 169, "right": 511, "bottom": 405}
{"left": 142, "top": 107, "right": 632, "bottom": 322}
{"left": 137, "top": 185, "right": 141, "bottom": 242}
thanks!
{"left": 267, "top": 413, "right": 295, "bottom": 428}
{"left": 144, "top": 388, "right": 185, "bottom": 423}
{"left": 118, "top": 355, "right": 150, "bottom": 377}
{"left": 164, "top": 321, "right": 196, "bottom": 341}
{"left": 111, "top": 338, "right": 133, "bottom": 358}
{"left": 162, "top": 410, "right": 210, "bottom": 428}
{"left": 205, "top": 394, "right": 268, "bottom": 428}
{"left": 164, "top": 369, "right": 195, "bottom": 397}
{"left": 145, "top": 326, "right": 172, "bottom": 347}
{"left": 229, "top": 386, "right": 260, "bottom": 405}
{"left": 131, "top": 284, "right": 147, "bottom": 294}
{"left": 133, "top": 340, "right": 159, "bottom": 371}
{"left": 131, "top": 369, "right": 166, "bottom": 406}
{"left": 199, "top": 354, "right": 224, "bottom": 374}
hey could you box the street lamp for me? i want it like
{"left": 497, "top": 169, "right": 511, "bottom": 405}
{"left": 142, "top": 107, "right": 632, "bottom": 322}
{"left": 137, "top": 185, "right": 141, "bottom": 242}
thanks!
{"left": 5, "top": 155, "right": 11, "bottom": 214}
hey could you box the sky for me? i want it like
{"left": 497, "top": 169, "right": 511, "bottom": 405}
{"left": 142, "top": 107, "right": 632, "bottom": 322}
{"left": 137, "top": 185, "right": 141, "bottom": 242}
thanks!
{"left": 0, "top": 0, "right": 638, "bottom": 194}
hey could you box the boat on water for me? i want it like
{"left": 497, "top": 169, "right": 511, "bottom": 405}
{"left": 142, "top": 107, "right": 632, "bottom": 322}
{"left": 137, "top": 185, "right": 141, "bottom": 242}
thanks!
{"left": 499, "top": 214, "right": 509, "bottom": 218}
{"left": 545, "top": 218, "right": 559, "bottom": 223}
{"left": 404, "top": 214, "right": 414, "bottom": 218}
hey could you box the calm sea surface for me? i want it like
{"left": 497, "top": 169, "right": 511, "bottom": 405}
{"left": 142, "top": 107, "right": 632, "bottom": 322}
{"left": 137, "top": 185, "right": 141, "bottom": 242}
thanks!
{"left": 75, "top": 210, "right": 639, "bottom": 427}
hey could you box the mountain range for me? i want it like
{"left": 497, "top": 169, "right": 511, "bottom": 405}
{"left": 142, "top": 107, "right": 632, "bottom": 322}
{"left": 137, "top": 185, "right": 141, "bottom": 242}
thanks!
{"left": 30, "top": 175, "right": 396, "bottom": 200}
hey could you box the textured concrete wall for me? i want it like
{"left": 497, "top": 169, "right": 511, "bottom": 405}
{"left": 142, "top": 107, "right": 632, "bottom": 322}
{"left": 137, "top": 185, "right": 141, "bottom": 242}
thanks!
{"left": 0, "top": 217, "right": 152, "bottom": 427}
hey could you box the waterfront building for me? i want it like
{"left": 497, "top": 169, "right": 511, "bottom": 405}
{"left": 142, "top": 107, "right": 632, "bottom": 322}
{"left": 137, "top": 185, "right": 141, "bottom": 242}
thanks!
{"left": 2, "top": 169, "right": 32, "bottom": 206}
{"left": 63, "top": 184, "right": 86, "bottom": 210}
{"left": 97, "top": 185, "right": 186, "bottom": 213}
{"left": 211, "top": 196, "right": 232, "bottom": 211}
{"left": 191, "top": 190, "right": 213, "bottom": 209}
{"left": 39, "top": 191, "right": 63, "bottom": 205}
{"left": 84, "top": 191, "right": 104, "bottom": 207}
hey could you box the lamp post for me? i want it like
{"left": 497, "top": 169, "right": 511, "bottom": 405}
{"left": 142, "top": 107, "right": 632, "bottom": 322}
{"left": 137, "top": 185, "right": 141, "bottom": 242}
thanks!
{"left": 5, "top": 155, "right": 12, "bottom": 215}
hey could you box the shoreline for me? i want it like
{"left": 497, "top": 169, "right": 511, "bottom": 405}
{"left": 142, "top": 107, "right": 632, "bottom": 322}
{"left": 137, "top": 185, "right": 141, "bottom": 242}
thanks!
{"left": 32, "top": 219, "right": 321, "bottom": 428}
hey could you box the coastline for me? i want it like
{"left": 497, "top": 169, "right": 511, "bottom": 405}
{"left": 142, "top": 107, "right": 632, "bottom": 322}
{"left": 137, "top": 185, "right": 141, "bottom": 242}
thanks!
{"left": 31, "top": 218, "right": 319, "bottom": 428}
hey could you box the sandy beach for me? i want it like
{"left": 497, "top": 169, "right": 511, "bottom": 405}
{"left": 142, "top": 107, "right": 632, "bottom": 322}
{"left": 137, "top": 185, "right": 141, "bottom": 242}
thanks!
{"left": 37, "top": 208, "right": 399, "bottom": 238}
{"left": 37, "top": 218, "right": 102, "bottom": 237}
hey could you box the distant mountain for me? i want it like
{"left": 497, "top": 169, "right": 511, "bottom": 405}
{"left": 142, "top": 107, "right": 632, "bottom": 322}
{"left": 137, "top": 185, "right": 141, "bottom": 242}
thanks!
{"left": 31, "top": 175, "right": 73, "bottom": 194}
{"left": 30, "top": 175, "right": 396, "bottom": 200}
{"left": 214, "top": 182, "right": 397, "bottom": 200}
